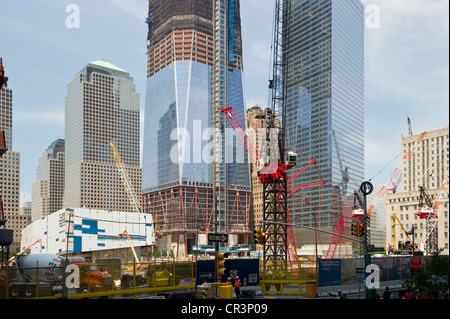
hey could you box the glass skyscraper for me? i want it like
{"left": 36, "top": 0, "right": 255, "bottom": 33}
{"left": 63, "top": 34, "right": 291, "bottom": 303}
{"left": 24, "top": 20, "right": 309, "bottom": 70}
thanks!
{"left": 285, "top": 0, "right": 365, "bottom": 238}
{"left": 142, "top": 0, "right": 248, "bottom": 190}
{"left": 142, "top": 0, "right": 250, "bottom": 256}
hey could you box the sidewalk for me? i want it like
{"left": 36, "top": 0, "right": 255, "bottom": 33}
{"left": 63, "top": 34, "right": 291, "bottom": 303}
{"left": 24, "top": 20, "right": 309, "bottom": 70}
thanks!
{"left": 317, "top": 279, "right": 404, "bottom": 297}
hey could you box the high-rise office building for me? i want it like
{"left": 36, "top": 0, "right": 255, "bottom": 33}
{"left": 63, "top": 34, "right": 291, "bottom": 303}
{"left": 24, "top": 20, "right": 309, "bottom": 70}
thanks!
{"left": 285, "top": 0, "right": 365, "bottom": 245}
{"left": 64, "top": 60, "right": 141, "bottom": 212}
{"left": 386, "top": 126, "right": 449, "bottom": 254}
{"left": 142, "top": 0, "right": 250, "bottom": 257}
{"left": 0, "top": 61, "right": 28, "bottom": 252}
{"left": 31, "top": 139, "right": 65, "bottom": 222}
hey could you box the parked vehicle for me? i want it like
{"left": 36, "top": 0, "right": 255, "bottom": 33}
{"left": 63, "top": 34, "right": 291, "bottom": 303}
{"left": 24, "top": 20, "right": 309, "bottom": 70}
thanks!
{"left": 1, "top": 254, "right": 113, "bottom": 298}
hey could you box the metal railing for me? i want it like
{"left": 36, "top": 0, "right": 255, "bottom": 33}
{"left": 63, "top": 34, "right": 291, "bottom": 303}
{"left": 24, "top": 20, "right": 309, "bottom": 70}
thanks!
{"left": 259, "top": 260, "right": 317, "bottom": 295}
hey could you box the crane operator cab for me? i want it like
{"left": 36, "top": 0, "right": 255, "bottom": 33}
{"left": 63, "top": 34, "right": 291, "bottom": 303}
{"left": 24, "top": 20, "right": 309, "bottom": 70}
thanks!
{"left": 285, "top": 151, "right": 297, "bottom": 170}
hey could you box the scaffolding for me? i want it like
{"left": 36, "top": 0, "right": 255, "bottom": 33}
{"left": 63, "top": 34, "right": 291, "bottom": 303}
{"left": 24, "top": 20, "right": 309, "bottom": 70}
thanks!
{"left": 142, "top": 181, "right": 251, "bottom": 258}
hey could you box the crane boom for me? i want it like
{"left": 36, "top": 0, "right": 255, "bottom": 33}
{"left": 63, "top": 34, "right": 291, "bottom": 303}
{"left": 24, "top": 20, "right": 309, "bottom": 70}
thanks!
{"left": 368, "top": 131, "right": 427, "bottom": 213}
{"left": 110, "top": 143, "right": 141, "bottom": 213}
{"left": 392, "top": 213, "right": 417, "bottom": 251}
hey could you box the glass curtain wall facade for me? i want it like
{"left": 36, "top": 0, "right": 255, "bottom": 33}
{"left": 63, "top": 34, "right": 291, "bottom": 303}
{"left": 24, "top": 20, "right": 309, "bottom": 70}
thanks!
{"left": 142, "top": 0, "right": 249, "bottom": 255}
{"left": 142, "top": 0, "right": 248, "bottom": 190}
{"left": 65, "top": 61, "right": 141, "bottom": 212}
{"left": 286, "top": 0, "right": 365, "bottom": 235}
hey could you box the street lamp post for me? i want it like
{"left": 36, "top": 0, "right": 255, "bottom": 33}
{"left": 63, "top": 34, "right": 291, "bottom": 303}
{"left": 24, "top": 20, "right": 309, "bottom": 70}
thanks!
{"left": 359, "top": 181, "right": 374, "bottom": 299}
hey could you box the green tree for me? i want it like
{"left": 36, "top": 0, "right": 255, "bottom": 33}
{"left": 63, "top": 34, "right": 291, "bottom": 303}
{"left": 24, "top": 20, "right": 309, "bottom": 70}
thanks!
{"left": 152, "top": 250, "right": 161, "bottom": 259}
{"left": 405, "top": 251, "right": 449, "bottom": 299}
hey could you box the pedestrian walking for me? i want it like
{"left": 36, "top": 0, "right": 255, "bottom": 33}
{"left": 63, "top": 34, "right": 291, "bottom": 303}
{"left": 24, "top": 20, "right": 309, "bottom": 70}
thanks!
{"left": 404, "top": 290, "right": 414, "bottom": 299}
{"left": 234, "top": 276, "right": 241, "bottom": 299}
{"left": 383, "top": 287, "right": 391, "bottom": 300}
{"left": 438, "top": 289, "right": 449, "bottom": 299}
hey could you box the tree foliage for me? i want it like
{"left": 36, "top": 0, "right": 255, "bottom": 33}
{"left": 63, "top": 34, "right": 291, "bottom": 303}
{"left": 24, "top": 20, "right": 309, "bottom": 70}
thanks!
{"left": 405, "top": 251, "right": 449, "bottom": 299}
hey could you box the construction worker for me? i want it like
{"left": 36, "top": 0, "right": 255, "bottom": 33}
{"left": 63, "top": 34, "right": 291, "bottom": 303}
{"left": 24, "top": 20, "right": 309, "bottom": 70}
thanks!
{"left": 328, "top": 290, "right": 343, "bottom": 299}
{"left": 234, "top": 276, "right": 241, "bottom": 299}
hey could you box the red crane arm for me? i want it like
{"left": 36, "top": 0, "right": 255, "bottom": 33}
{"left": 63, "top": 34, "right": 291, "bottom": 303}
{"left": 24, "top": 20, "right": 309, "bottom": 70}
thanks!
{"left": 218, "top": 107, "right": 260, "bottom": 166}
{"left": 287, "top": 181, "right": 327, "bottom": 198}
{"left": 287, "top": 159, "right": 316, "bottom": 185}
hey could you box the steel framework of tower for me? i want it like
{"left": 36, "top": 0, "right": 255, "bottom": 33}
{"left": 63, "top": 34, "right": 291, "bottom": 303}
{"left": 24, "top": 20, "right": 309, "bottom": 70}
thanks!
{"left": 142, "top": 182, "right": 251, "bottom": 257}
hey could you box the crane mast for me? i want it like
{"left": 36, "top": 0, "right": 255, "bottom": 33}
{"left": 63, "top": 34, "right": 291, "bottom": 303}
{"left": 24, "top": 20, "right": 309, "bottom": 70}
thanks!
{"left": 260, "top": 0, "right": 292, "bottom": 274}
{"left": 419, "top": 176, "right": 449, "bottom": 254}
{"left": 220, "top": 0, "right": 327, "bottom": 277}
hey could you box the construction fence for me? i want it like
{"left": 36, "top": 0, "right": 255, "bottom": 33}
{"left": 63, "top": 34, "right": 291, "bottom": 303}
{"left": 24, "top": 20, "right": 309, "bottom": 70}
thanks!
{"left": 0, "top": 259, "right": 195, "bottom": 299}
{"left": 318, "top": 256, "right": 422, "bottom": 287}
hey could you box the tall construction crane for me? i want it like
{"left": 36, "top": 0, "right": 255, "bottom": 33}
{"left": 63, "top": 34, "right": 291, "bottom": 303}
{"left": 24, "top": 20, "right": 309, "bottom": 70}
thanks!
{"left": 110, "top": 143, "right": 141, "bottom": 214}
{"left": 368, "top": 131, "right": 427, "bottom": 214}
{"left": 259, "top": 0, "right": 292, "bottom": 274}
{"left": 417, "top": 176, "right": 449, "bottom": 254}
{"left": 220, "top": 0, "right": 327, "bottom": 276}
{"left": 220, "top": 0, "right": 293, "bottom": 272}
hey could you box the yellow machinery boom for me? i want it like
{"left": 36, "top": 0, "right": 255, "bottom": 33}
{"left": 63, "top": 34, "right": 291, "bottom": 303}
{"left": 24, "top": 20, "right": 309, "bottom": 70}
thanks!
{"left": 118, "top": 230, "right": 139, "bottom": 264}
{"left": 392, "top": 213, "right": 417, "bottom": 251}
{"left": 9, "top": 239, "right": 42, "bottom": 262}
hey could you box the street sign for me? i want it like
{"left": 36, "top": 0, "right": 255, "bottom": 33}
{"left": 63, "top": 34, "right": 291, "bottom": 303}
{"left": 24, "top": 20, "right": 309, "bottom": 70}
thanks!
{"left": 360, "top": 181, "right": 374, "bottom": 195}
{"left": 199, "top": 272, "right": 215, "bottom": 280}
{"left": 208, "top": 233, "right": 228, "bottom": 243}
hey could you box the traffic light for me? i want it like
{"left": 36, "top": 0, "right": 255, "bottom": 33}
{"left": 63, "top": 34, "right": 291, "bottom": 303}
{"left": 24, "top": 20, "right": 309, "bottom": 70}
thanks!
{"left": 351, "top": 222, "right": 360, "bottom": 237}
{"left": 216, "top": 251, "right": 230, "bottom": 280}
{"left": 359, "top": 223, "right": 365, "bottom": 238}
{"left": 254, "top": 227, "right": 267, "bottom": 244}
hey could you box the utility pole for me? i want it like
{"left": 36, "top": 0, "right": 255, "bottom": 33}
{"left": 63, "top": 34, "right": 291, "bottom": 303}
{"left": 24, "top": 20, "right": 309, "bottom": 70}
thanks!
{"left": 359, "top": 181, "right": 374, "bottom": 299}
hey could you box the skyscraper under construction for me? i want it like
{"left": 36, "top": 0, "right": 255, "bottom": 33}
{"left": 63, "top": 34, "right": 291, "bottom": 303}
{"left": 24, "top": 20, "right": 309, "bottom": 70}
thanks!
{"left": 142, "top": 0, "right": 251, "bottom": 257}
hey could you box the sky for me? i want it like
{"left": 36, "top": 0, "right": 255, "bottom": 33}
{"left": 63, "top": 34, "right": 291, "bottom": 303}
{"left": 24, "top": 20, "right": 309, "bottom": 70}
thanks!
{"left": 0, "top": 0, "right": 448, "bottom": 207}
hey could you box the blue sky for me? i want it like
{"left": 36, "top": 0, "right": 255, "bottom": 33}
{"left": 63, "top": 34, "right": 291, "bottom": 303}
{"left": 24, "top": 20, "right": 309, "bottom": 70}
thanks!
{"left": 0, "top": 0, "right": 448, "bottom": 206}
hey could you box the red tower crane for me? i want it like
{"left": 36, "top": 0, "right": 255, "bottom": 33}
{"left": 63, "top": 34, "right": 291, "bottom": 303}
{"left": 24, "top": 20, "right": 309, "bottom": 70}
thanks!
{"left": 219, "top": 106, "right": 325, "bottom": 271}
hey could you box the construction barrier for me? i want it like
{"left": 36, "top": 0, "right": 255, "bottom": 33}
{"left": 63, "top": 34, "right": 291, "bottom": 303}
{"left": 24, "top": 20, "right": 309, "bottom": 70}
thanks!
{"left": 218, "top": 284, "right": 233, "bottom": 299}
{"left": 259, "top": 260, "right": 317, "bottom": 295}
{"left": 305, "top": 282, "right": 318, "bottom": 298}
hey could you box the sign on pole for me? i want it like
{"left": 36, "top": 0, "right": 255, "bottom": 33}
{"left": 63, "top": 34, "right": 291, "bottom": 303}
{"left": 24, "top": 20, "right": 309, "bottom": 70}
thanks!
{"left": 208, "top": 233, "right": 228, "bottom": 243}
